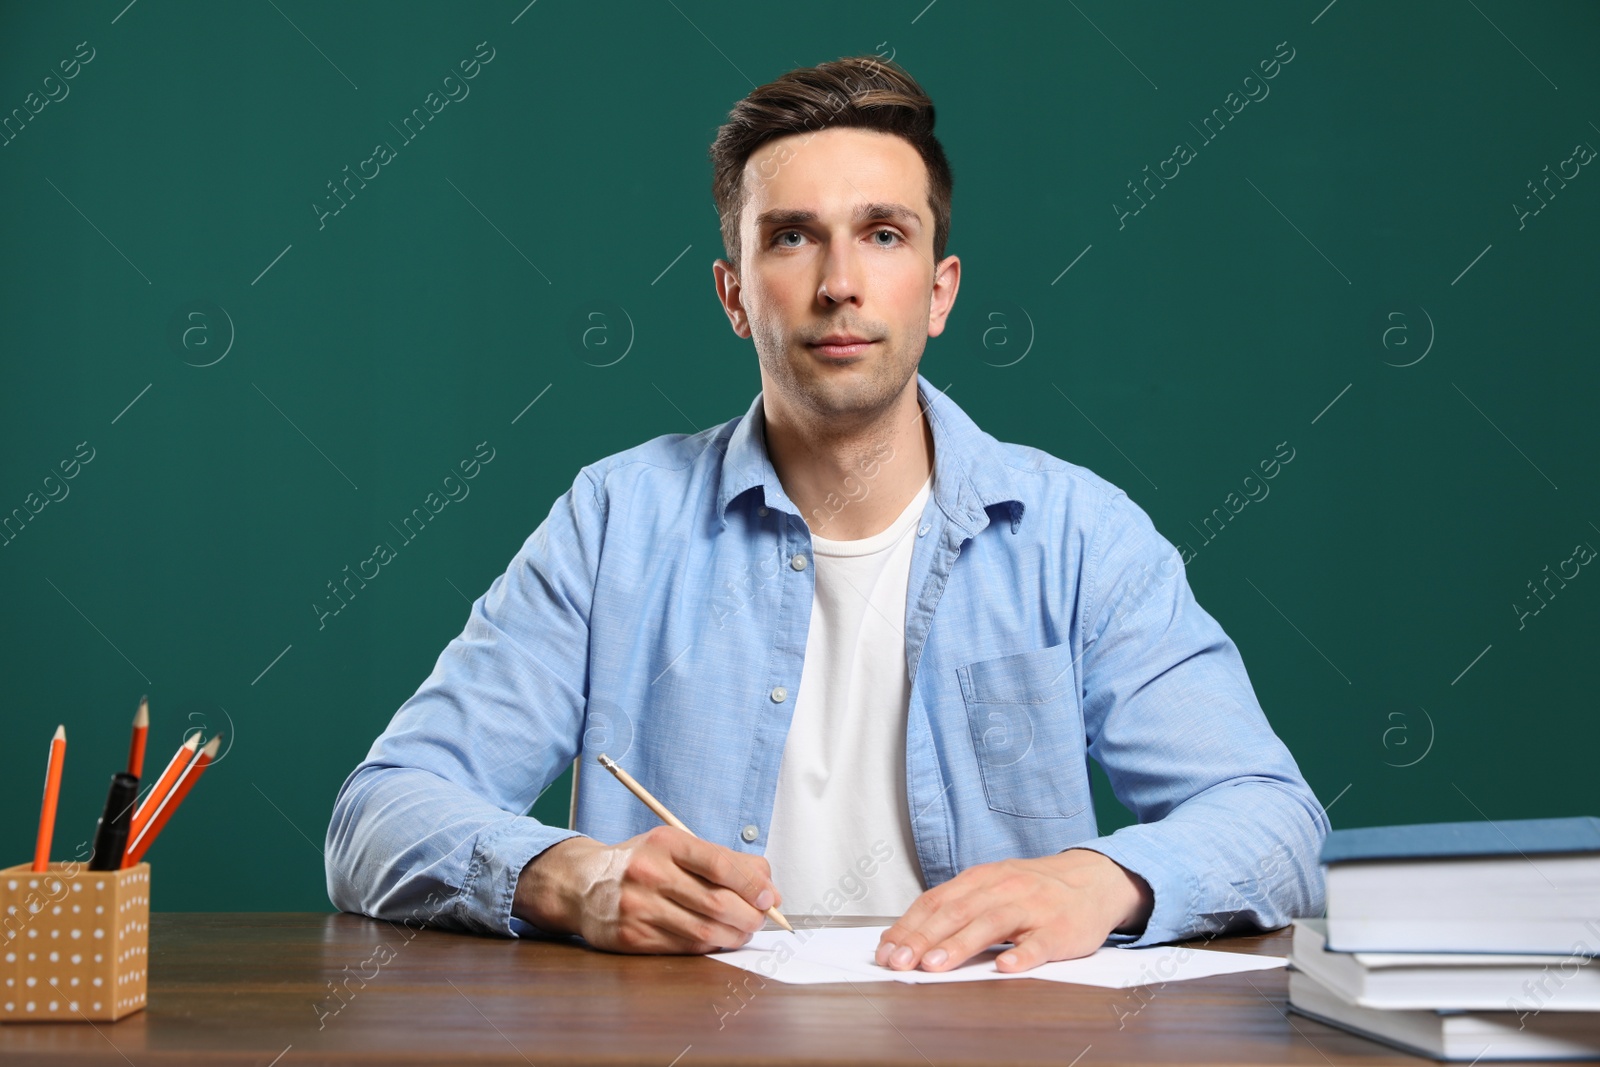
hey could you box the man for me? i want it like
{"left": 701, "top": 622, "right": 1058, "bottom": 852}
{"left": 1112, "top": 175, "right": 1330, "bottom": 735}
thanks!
{"left": 326, "top": 55, "right": 1328, "bottom": 975}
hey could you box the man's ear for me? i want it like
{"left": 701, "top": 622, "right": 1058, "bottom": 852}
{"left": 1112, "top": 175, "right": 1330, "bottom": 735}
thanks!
{"left": 712, "top": 258, "right": 752, "bottom": 339}
{"left": 926, "top": 253, "right": 961, "bottom": 339}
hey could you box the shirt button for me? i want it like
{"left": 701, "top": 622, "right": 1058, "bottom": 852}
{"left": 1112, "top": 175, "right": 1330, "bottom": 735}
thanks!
{"left": 770, "top": 686, "right": 787, "bottom": 703}
{"left": 790, "top": 553, "right": 808, "bottom": 571}
{"left": 741, "top": 824, "right": 759, "bottom": 842}
{"left": 917, "top": 523, "right": 931, "bottom": 537}
{"left": 757, "top": 507, "right": 769, "bottom": 517}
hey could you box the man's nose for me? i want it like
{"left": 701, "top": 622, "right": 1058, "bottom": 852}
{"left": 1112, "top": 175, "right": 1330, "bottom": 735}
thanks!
{"left": 817, "top": 244, "right": 862, "bottom": 306}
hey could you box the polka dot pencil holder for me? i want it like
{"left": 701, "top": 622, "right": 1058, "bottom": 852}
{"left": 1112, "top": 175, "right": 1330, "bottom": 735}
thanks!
{"left": 1, "top": 862, "right": 150, "bottom": 1023}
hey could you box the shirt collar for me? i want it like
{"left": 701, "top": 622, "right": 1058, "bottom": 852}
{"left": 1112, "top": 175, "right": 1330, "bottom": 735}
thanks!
{"left": 715, "top": 373, "right": 1026, "bottom": 537}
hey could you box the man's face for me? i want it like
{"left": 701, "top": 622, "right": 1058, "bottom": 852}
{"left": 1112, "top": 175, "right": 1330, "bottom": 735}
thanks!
{"left": 713, "top": 126, "right": 959, "bottom": 426}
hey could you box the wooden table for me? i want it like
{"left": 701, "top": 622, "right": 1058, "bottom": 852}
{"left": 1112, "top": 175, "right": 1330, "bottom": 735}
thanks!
{"left": 0, "top": 912, "right": 1552, "bottom": 1065}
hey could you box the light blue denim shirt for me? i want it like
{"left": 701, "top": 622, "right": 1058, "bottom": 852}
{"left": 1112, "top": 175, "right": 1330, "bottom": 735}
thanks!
{"left": 326, "top": 374, "right": 1329, "bottom": 946}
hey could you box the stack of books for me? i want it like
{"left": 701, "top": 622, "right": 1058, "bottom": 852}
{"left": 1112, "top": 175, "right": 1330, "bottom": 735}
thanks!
{"left": 1288, "top": 815, "right": 1600, "bottom": 1061}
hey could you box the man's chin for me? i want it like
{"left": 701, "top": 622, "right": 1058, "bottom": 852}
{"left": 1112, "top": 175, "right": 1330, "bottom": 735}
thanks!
{"left": 789, "top": 365, "right": 905, "bottom": 418}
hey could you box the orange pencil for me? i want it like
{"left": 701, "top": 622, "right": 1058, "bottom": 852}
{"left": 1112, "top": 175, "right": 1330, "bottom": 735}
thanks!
{"left": 123, "top": 734, "right": 220, "bottom": 866}
{"left": 128, "top": 733, "right": 200, "bottom": 843}
{"left": 127, "top": 695, "right": 149, "bottom": 778}
{"left": 32, "top": 725, "right": 67, "bottom": 872}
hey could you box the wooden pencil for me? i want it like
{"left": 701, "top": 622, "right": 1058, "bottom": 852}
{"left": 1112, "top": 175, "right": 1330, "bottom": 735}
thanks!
{"left": 129, "top": 734, "right": 199, "bottom": 842}
{"left": 32, "top": 725, "right": 67, "bottom": 872}
{"left": 124, "top": 734, "right": 220, "bottom": 866}
{"left": 127, "top": 695, "right": 149, "bottom": 778}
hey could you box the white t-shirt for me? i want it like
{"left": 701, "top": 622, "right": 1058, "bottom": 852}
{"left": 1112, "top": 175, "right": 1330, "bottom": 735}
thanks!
{"left": 762, "top": 471, "right": 933, "bottom": 917}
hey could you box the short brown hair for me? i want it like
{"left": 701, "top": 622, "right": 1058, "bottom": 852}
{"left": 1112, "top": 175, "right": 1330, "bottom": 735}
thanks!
{"left": 709, "top": 56, "right": 954, "bottom": 274}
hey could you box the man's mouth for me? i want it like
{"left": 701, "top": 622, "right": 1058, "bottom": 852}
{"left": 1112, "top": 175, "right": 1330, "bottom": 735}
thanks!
{"left": 808, "top": 336, "right": 877, "bottom": 359}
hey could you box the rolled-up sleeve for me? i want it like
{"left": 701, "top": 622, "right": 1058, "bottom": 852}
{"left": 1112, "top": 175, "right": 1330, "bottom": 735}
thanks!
{"left": 324, "top": 467, "right": 606, "bottom": 937}
{"left": 1070, "top": 489, "right": 1329, "bottom": 947}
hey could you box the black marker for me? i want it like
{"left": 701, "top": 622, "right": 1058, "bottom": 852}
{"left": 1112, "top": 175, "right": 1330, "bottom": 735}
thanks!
{"left": 88, "top": 772, "right": 139, "bottom": 871}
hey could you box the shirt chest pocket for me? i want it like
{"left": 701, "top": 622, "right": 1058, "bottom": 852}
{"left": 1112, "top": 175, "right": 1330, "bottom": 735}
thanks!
{"left": 957, "top": 643, "right": 1091, "bottom": 820}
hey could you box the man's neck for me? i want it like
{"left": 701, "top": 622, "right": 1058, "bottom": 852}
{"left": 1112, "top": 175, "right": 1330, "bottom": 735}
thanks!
{"left": 761, "top": 380, "right": 935, "bottom": 541}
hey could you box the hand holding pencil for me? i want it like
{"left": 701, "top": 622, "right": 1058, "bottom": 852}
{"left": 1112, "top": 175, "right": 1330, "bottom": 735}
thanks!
{"left": 512, "top": 754, "right": 789, "bottom": 955}
{"left": 596, "top": 753, "right": 793, "bottom": 933}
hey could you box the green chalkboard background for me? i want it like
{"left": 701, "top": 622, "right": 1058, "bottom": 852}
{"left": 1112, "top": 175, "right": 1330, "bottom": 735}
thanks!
{"left": 2, "top": 0, "right": 1596, "bottom": 912}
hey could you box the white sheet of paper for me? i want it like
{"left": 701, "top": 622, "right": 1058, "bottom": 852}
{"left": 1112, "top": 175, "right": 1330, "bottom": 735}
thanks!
{"left": 707, "top": 927, "right": 907, "bottom": 985}
{"left": 706, "top": 925, "right": 1287, "bottom": 987}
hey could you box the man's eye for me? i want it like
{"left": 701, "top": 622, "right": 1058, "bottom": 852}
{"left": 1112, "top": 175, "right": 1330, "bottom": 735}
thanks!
{"left": 770, "top": 229, "right": 902, "bottom": 248}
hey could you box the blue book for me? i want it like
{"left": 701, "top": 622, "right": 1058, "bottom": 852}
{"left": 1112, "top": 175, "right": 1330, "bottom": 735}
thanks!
{"left": 1322, "top": 816, "right": 1600, "bottom": 865}
{"left": 1320, "top": 816, "right": 1600, "bottom": 954}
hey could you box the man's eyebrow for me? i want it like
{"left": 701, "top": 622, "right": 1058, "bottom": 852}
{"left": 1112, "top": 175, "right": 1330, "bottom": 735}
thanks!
{"left": 754, "top": 202, "right": 924, "bottom": 231}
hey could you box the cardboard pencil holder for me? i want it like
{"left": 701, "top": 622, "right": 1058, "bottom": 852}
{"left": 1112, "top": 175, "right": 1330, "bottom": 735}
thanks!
{"left": 1, "top": 862, "right": 150, "bottom": 1023}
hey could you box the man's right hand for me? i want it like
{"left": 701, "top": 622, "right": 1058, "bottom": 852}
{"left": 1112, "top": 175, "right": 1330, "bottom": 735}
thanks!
{"left": 512, "top": 826, "right": 781, "bottom": 954}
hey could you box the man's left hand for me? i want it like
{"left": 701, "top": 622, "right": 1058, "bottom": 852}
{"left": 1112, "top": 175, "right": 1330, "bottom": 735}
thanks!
{"left": 875, "top": 848, "right": 1154, "bottom": 974}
